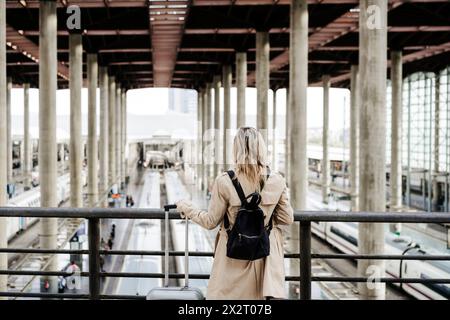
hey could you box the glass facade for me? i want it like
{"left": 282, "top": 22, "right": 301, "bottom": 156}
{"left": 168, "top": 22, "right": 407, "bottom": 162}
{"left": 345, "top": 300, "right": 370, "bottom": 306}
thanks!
{"left": 387, "top": 68, "right": 450, "bottom": 172}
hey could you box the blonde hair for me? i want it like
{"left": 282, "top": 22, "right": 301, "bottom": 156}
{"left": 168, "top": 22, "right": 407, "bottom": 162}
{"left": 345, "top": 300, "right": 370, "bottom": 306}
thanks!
{"left": 232, "top": 127, "right": 268, "bottom": 190}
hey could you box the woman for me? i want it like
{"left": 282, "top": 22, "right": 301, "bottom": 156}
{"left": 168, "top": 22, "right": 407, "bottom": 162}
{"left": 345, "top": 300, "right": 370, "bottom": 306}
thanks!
{"left": 176, "top": 127, "right": 294, "bottom": 300}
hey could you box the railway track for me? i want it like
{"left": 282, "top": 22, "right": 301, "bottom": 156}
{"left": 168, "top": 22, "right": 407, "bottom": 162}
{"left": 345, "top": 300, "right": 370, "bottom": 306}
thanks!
{"left": 7, "top": 217, "right": 83, "bottom": 297}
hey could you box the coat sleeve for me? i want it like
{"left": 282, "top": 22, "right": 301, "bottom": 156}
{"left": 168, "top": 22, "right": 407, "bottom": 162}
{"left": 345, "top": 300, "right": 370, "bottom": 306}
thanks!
{"left": 273, "top": 185, "right": 294, "bottom": 225}
{"left": 179, "top": 176, "right": 228, "bottom": 230}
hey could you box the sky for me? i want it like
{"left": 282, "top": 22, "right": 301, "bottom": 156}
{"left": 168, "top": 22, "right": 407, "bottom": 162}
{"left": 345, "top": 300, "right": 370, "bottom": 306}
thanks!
{"left": 9, "top": 86, "right": 351, "bottom": 137}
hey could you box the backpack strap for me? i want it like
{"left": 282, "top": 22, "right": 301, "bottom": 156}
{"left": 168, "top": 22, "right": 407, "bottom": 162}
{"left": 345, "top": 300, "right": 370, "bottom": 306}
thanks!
{"left": 226, "top": 170, "right": 247, "bottom": 205}
{"left": 263, "top": 166, "right": 274, "bottom": 234}
{"left": 224, "top": 170, "right": 246, "bottom": 231}
{"left": 266, "top": 214, "right": 274, "bottom": 234}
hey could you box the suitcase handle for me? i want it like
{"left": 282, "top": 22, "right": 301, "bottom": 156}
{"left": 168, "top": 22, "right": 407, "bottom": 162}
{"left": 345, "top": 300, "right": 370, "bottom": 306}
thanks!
{"left": 163, "top": 205, "right": 176, "bottom": 287}
{"left": 164, "top": 204, "right": 177, "bottom": 211}
{"left": 164, "top": 204, "right": 190, "bottom": 288}
{"left": 184, "top": 209, "right": 189, "bottom": 288}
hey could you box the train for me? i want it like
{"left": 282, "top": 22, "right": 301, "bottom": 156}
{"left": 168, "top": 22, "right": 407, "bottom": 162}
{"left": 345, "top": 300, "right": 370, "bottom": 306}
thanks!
{"left": 311, "top": 221, "right": 450, "bottom": 300}
{"left": 115, "top": 171, "right": 163, "bottom": 296}
{"left": 144, "top": 151, "right": 171, "bottom": 170}
{"left": 280, "top": 144, "right": 449, "bottom": 212}
{"left": 6, "top": 171, "right": 88, "bottom": 242}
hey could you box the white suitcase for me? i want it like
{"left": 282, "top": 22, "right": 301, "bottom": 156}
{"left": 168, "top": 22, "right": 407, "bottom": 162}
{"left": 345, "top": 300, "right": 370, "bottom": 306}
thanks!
{"left": 146, "top": 204, "right": 204, "bottom": 300}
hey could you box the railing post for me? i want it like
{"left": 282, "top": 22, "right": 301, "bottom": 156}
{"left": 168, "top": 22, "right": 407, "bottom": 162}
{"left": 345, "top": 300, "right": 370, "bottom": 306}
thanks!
{"left": 300, "top": 221, "right": 311, "bottom": 300}
{"left": 88, "top": 218, "right": 100, "bottom": 300}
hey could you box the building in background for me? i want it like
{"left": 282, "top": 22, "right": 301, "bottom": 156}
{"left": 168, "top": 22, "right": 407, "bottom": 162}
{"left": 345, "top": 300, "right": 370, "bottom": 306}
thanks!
{"left": 168, "top": 88, "right": 196, "bottom": 114}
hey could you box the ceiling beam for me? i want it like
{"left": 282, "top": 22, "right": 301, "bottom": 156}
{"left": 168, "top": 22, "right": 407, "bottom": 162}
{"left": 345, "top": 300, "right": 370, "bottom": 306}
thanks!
{"left": 402, "top": 41, "right": 450, "bottom": 63}
{"left": 7, "top": 0, "right": 445, "bottom": 7}
{"left": 17, "top": 26, "right": 450, "bottom": 38}
{"left": 6, "top": 25, "right": 69, "bottom": 80}
{"left": 150, "top": 0, "right": 190, "bottom": 87}
{"left": 310, "top": 41, "right": 450, "bottom": 86}
{"left": 184, "top": 26, "right": 450, "bottom": 35}
{"left": 21, "top": 30, "right": 149, "bottom": 36}
{"left": 6, "top": 1, "right": 147, "bottom": 9}
{"left": 191, "top": 0, "right": 449, "bottom": 5}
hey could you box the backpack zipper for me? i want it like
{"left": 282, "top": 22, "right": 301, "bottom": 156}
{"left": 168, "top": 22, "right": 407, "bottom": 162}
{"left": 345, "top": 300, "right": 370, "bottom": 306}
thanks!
{"left": 238, "top": 233, "right": 260, "bottom": 241}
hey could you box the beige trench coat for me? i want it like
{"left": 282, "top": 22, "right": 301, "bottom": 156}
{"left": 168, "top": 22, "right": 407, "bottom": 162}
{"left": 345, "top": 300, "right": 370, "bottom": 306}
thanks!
{"left": 177, "top": 171, "right": 294, "bottom": 300}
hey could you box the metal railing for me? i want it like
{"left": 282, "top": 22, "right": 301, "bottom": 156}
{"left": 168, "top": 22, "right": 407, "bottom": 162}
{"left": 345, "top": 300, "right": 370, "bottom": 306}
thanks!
{"left": 0, "top": 207, "right": 450, "bottom": 300}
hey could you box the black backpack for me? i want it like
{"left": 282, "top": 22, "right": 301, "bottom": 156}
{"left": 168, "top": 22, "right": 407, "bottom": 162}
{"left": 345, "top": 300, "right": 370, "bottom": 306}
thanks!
{"left": 223, "top": 169, "right": 273, "bottom": 261}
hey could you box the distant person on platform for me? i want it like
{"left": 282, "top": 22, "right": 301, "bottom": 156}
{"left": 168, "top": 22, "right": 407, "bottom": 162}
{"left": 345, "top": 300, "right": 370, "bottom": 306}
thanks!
{"left": 176, "top": 127, "right": 294, "bottom": 300}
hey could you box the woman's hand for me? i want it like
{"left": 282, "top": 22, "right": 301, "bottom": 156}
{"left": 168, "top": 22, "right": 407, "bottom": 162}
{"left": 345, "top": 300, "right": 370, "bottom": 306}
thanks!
{"left": 176, "top": 199, "right": 194, "bottom": 219}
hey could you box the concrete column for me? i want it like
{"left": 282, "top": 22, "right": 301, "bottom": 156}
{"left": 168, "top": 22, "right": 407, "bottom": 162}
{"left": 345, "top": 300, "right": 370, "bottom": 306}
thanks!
{"left": 357, "top": 0, "right": 387, "bottom": 300}
{"left": 272, "top": 89, "right": 277, "bottom": 170}
{"left": 201, "top": 87, "right": 207, "bottom": 190}
{"left": 205, "top": 83, "right": 213, "bottom": 190}
{"left": 213, "top": 76, "right": 221, "bottom": 178}
{"left": 87, "top": 54, "right": 98, "bottom": 207}
{"left": 197, "top": 88, "right": 203, "bottom": 186}
{"left": 223, "top": 65, "right": 232, "bottom": 169}
{"left": 121, "top": 90, "right": 127, "bottom": 184}
{"left": 256, "top": 32, "right": 269, "bottom": 142}
{"left": 99, "top": 67, "right": 109, "bottom": 206}
{"left": 322, "top": 75, "right": 330, "bottom": 203}
{"left": 69, "top": 33, "right": 83, "bottom": 208}
{"left": 108, "top": 76, "right": 116, "bottom": 188}
{"left": 39, "top": 0, "right": 58, "bottom": 291}
{"left": 285, "top": 88, "right": 290, "bottom": 186}
{"left": 433, "top": 75, "right": 440, "bottom": 208}
{"left": 116, "top": 85, "right": 122, "bottom": 187}
{"left": 0, "top": 0, "right": 8, "bottom": 296}
{"left": 390, "top": 51, "right": 403, "bottom": 215}
{"left": 23, "top": 84, "right": 31, "bottom": 190}
{"left": 289, "top": 0, "right": 308, "bottom": 210}
{"left": 123, "top": 91, "right": 126, "bottom": 177}
{"left": 350, "top": 65, "right": 360, "bottom": 211}
{"left": 236, "top": 52, "right": 247, "bottom": 128}
{"left": 6, "top": 77, "right": 11, "bottom": 185}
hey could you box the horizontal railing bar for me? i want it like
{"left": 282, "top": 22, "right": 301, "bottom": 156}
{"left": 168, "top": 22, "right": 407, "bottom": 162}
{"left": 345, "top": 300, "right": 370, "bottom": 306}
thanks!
{"left": 99, "top": 294, "right": 147, "bottom": 300}
{"left": 103, "top": 250, "right": 298, "bottom": 259}
{"left": 0, "top": 248, "right": 298, "bottom": 258}
{"left": 98, "top": 272, "right": 450, "bottom": 284}
{"left": 0, "top": 270, "right": 90, "bottom": 277}
{"left": 312, "top": 253, "right": 450, "bottom": 260}
{"left": 3, "top": 268, "right": 448, "bottom": 284}
{"left": 0, "top": 248, "right": 89, "bottom": 254}
{"left": 100, "top": 250, "right": 213, "bottom": 257}
{"left": 312, "top": 277, "right": 450, "bottom": 284}
{"left": 298, "top": 211, "right": 450, "bottom": 223}
{"left": 1, "top": 207, "right": 450, "bottom": 223}
{"left": 3, "top": 248, "right": 449, "bottom": 262}
{"left": 101, "top": 272, "right": 302, "bottom": 282}
{"left": 0, "top": 292, "right": 89, "bottom": 299}
{"left": 0, "top": 207, "right": 173, "bottom": 219}
{"left": 100, "top": 272, "right": 207, "bottom": 279}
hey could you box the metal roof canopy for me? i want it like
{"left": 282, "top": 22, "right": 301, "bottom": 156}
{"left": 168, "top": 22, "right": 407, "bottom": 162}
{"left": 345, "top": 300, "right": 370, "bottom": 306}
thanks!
{"left": 4, "top": 0, "right": 450, "bottom": 90}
